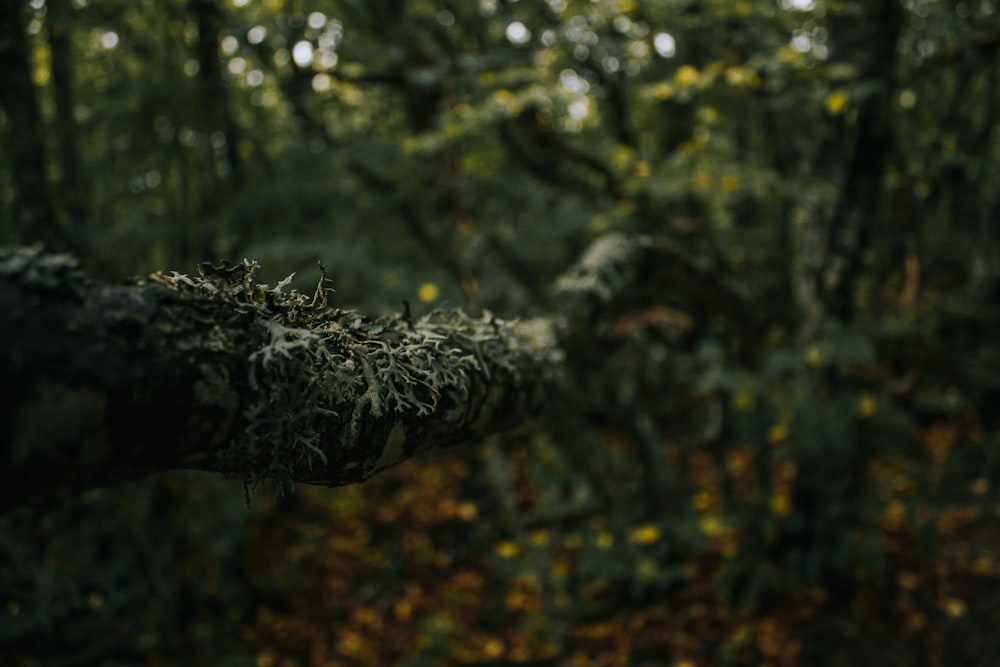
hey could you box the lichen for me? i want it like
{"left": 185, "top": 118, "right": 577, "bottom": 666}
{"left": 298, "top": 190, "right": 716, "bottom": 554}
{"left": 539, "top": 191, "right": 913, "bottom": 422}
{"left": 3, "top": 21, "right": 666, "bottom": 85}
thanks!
{"left": 553, "top": 232, "right": 651, "bottom": 304}
{"left": 151, "top": 259, "right": 555, "bottom": 491}
{"left": 162, "top": 261, "right": 342, "bottom": 487}
{"left": 0, "top": 245, "right": 87, "bottom": 295}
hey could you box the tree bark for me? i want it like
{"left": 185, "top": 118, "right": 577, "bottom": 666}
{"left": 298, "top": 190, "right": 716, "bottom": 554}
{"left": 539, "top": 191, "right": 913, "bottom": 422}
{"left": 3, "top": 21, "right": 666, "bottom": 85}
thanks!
{"left": 0, "top": 247, "right": 560, "bottom": 511}
{"left": 0, "top": 232, "right": 675, "bottom": 511}
{"left": 819, "top": 0, "right": 903, "bottom": 320}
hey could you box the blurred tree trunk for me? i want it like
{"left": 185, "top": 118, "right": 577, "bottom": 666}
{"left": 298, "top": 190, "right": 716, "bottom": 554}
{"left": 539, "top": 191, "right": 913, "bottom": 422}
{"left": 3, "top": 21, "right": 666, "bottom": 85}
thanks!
{"left": 0, "top": 1, "right": 63, "bottom": 249}
{"left": 47, "top": 0, "right": 87, "bottom": 233}
{"left": 189, "top": 0, "right": 241, "bottom": 258}
{"left": 787, "top": 0, "right": 903, "bottom": 338}
{"left": 819, "top": 0, "right": 903, "bottom": 320}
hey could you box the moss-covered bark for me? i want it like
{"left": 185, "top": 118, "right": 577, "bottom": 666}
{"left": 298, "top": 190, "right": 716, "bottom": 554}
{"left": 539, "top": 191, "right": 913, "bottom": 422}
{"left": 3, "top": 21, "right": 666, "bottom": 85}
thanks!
{"left": 0, "top": 232, "right": 668, "bottom": 510}
{"left": 0, "top": 247, "right": 560, "bottom": 510}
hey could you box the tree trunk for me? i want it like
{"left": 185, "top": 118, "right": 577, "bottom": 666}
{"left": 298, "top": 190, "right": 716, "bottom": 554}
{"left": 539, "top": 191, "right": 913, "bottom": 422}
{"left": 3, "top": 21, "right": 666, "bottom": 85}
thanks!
{"left": 819, "top": 0, "right": 903, "bottom": 320}
{"left": 189, "top": 0, "right": 241, "bottom": 257}
{"left": 47, "top": 0, "right": 87, "bottom": 232}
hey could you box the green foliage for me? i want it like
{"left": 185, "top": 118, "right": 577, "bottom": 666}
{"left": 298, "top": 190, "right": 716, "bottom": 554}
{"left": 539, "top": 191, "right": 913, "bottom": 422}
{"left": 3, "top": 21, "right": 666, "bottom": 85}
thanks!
{"left": 0, "top": 474, "right": 253, "bottom": 665}
{"left": 2, "top": 0, "right": 999, "bottom": 665}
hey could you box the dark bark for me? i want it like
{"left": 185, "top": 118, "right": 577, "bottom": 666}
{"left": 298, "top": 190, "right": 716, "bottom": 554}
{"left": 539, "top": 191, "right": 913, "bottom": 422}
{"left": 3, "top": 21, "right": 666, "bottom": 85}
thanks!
{"left": 783, "top": 0, "right": 904, "bottom": 338}
{"left": 0, "top": 1, "right": 63, "bottom": 249}
{"left": 819, "top": 0, "right": 904, "bottom": 319}
{"left": 0, "top": 232, "right": 674, "bottom": 512}
{"left": 0, "top": 247, "right": 560, "bottom": 511}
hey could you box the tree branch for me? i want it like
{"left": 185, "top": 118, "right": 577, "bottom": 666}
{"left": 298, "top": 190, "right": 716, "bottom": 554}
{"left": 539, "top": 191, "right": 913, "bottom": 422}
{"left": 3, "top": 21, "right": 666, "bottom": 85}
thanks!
{"left": 0, "top": 247, "right": 560, "bottom": 510}
{"left": 1, "top": 231, "right": 686, "bottom": 511}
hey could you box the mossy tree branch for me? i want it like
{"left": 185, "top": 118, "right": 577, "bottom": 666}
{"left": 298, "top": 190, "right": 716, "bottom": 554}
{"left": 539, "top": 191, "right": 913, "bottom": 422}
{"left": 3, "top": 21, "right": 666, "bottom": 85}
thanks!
{"left": 0, "top": 247, "right": 560, "bottom": 511}
{"left": 0, "top": 233, "right": 675, "bottom": 511}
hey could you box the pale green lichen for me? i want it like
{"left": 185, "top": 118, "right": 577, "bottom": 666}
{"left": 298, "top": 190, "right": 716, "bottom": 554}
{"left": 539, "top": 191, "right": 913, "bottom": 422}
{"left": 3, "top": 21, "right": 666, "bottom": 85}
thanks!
{"left": 0, "top": 247, "right": 555, "bottom": 496}
{"left": 0, "top": 245, "right": 86, "bottom": 294}
{"left": 153, "top": 259, "right": 553, "bottom": 491}
{"left": 553, "top": 233, "right": 651, "bottom": 304}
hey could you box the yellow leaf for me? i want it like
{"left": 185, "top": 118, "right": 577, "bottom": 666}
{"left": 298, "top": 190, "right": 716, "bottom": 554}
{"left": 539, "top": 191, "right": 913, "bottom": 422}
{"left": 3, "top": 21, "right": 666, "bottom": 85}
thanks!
{"left": 418, "top": 282, "right": 439, "bottom": 302}
{"left": 693, "top": 490, "right": 713, "bottom": 510}
{"left": 493, "top": 88, "right": 515, "bottom": 105}
{"left": 699, "top": 516, "right": 726, "bottom": 536}
{"left": 882, "top": 499, "right": 906, "bottom": 530}
{"left": 651, "top": 82, "right": 675, "bottom": 100}
{"left": 456, "top": 501, "right": 478, "bottom": 521}
{"left": 632, "top": 160, "right": 651, "bottom": 178}
{"left": 824, "top": 88, "right": 849, "bottom": 115}
{"left": 732, "top": 386, "right": 755, "bottom": 411}
{"left": 942, "top": 597, "right": 966, "bottom": 618}
{"left": 675, "top": 65, "right": 700, "bottom": 87}
{"left": 697, "top": 106, "right": 719, "bottom": 124}
{"left": 496, "top": 541, "right": 519, "bottom": 558}
{"left": 858, "top": 391, "right": 878, "bottom": 418}
{"left": 906, "top": 612, "right": 927, "bottom": 631}
{"left": 630, "top": 524, "right": 661, "bottom": 545}
{"left": 483, "top": 638, "right": 505, "bottom": 658}
{"left": 610, "top": 144, "right": 634, "bottom": 170}
{"left": 973, "top": 556, "right": 994, "bottom": 574}
{"left": 770, "top": 493, "right": 791, "bottom": 517}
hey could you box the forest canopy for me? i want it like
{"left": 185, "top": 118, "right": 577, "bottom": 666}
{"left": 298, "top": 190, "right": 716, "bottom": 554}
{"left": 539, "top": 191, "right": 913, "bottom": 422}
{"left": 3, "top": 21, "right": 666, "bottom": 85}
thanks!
{"left": 1, "top": 0, "right": 999, "bottom": 665}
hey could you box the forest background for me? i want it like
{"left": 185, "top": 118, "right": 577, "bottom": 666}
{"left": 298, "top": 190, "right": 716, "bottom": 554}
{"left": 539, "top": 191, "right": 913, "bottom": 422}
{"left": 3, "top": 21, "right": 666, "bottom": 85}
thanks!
{"left": 1, "top": 0, "right": 999, "bottom": 665}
